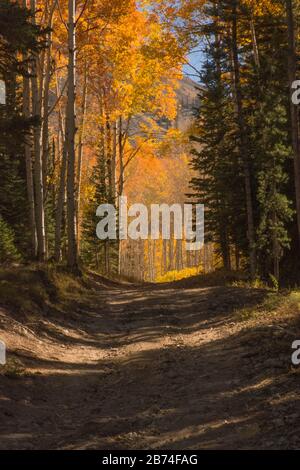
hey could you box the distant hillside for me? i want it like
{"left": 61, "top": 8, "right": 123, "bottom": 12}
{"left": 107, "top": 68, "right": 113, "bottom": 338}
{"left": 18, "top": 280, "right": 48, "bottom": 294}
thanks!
{"left": 175, "top": 76, "right": 202, "bottom": 132}
{"left": 128, "top": 76, "right": 202, "bottom": 141}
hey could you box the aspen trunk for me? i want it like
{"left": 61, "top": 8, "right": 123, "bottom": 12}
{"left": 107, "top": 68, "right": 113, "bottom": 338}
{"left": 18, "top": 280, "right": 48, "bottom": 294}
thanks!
{"left": 41, "top": 21, "right": 53, "bottom": 197}
{"left": 175, "top": 239, "right": 183, "bottom": 271}
{"left": 118, "top": 116, "right": 124, "bottom": 196}
{"left": 162, "top": 239, "right": 168, "bottom": 274}
{"left": 118, "top": 116, "right": 124, "bottom": 275}
{"left": 66, "top": 0, "right": 78, "bottom": 270}
{"left": 111, "top": 120, "right": 117, "bottom": 202}
{"left": 22, "top": 0, "right": 37, "bottom": 258}
{"left": 23, "top": 73, "right": 37, "bottom": 258}
{"left": 250, "top": 14, "right": 260, "bottom": 69}
{"left": 139, "top": 240, "right": 145, "bottom": 281}
{"left": 105, "top": 113, "right": 113, "bottom": 201}
{"left": 23, "top": 77, "right": 37, "bottom": 255}
{"left": 148, "top": 240, "right": 153, "bottom": 281}
{"left": 76, "top": 62, "right": 88, "bottom": 250}
{"left": 55, "top": 116, "right": 67, "bottom": 262}
{"left": 231, "top": 0, "right": 256, "bottom": 279}
{"left": 168, "top": 239, "right": 174, "bottom": 271}
{"left": 30, "top": 0, "right": 46, "bottom": 261}
{"left": 152, "top": 240, "right": 156, "bottom": 281}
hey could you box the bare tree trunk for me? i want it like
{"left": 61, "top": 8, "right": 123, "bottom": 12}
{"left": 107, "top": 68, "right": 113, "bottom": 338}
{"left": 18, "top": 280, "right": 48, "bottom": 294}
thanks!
{"left": 111, "top": 120, "right": 117, "bottom": 202}
{"left": 118, "top": 116, "right": 124, "bottom": 197}
{"left": 31, "top": 0, "right": 46, "bottom": 262}
{"left": 195, "top": 248, "right": 201, "bottom": 269}
{"left": 137, "top": 239, "right": 144, "bottom": 281}
{"left": 118, "top": 116, "right": 124, "bottom": 275}
{"left": 105, "top": 112, "right": 113, "bottom": 201}
{"left": 22, "top": 0, "right": 37, "bottom": 258}
{"left": 231, "top": 0, "right": 256, "bottom": 279}
{"left": 162, "top": 239, "right": 168, "bottom": 274}
{"left": 23, "top": 77, "right": 37, "bottom": 258}
{"left": 66, "top": 0, "right": 78, "bottom": 270}
{"left": 76, "top": 61, "right": 88, "bottom": 251}
{"left": 286, "top": 0, "right": 300, "bottom": 249}
{"left": 148, "top": 240, "right": 152, "bottom": 281}
{"left": 186, "top": 246, "right": 191, "bottom": 268}
{"left": 203, "top": 245, "right": 207, "bottom": 273}
{"left": 168, "top": 239, "right": 174, "bottom": 271}
{"left": 175, "top": 239, "right": 183, "bottom": 271}
{"left": 250, "top": 14, "right": 260, "bottom": 69}
{"left": 153, "top": 241, "right": 157, "bottom": 280}
{"left": 55, "top": 116, "right": 67, "bottom": 262}
{"left": 41, "top": 17, "right": 54, "bottom": 197}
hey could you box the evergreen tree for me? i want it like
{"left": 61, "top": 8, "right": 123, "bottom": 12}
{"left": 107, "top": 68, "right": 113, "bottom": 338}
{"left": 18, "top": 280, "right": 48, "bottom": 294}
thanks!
{"left": 0, "top": 216, "right": 21, "bottom": 264}
{"left": 190, "top": 1, "right": 248, "bottom": 271}
{"left": 190, "top": 0, "right": 294, "bottom": 283}
{"left": 0, "top": 0, "right": 44, "bottom": 260}
{"left": 81, "top": 140, "right": 118, "bottom": 275}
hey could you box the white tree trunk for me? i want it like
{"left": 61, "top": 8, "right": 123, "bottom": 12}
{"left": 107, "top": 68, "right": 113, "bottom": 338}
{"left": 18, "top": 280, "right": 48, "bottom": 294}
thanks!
{"left": 23, "top": 0, "right": 37, "bottom": 258}
{"left": 66, "top": 0, "right": 78, "bottom": 269}
{"left": 76, "top": 61, "right": 88, "bottom": 250}
{"left": 55, "top": 115, "right": 67, "bottom": 262}
{"left": 30, "top": 0, "right": 46, "bottom": 261}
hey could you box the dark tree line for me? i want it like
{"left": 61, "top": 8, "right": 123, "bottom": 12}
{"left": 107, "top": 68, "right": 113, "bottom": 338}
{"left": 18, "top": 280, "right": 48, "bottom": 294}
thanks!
{"left": 190, "top": 0, "right": 300, "bottom": 285}
{"left": 0, "top": 0, "right": 45, "bottom": 263}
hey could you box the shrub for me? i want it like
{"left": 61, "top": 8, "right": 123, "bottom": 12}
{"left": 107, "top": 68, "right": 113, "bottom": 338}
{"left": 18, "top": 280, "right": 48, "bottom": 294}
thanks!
{"left": 0, "top": 215, "right": 21, "bottom": 264}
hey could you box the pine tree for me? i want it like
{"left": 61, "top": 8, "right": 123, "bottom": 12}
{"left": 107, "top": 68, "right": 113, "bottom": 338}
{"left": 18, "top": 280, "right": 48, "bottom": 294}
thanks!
{"left": 0, "top": 216, "right": 21, "bottom": 264}
{"left": 0, "top": 0, "right": 44, "bottom": 261}
{"left": 190, "top": 1, "right": 248, "bottom": 271}
{"left": 243, "top": 6, "right": 294, "bottom": 281}
{"left": 81, "top": 139, "right": 118, "bottom": 275}
{"left": 190, "top": 0, "right": 295, "bottom": 283}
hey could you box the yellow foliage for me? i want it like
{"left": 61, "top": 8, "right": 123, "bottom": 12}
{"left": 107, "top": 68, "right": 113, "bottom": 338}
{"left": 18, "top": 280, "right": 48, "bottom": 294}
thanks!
{"left": 156, "top": 266, "right": 203, "bottom": 283}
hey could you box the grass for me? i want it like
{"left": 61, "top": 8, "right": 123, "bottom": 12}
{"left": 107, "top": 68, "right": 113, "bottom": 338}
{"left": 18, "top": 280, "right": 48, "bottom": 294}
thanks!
{"left": 160, "top": 268, "right": 249, "bottom": 288}
{"left": 156, "top": 266, "right": 203, "bottom": 283}
{"left": 231, "top": 277, "right": 268, "bottom": 290}
{"left": 0, "top": 265, "right": 93, "bottom": 379}
{"left": 0, "top": 357, "right": 26, "bottom": 378}
{"left": 236, "top": 289, "right": 300, "bottom": 321}
{"left": 1, "top": 264, "right": 299, "bottom": 327}
{"left": 0, "top": 264, "right": 89, "bottom": 318}
{"left": 0, "top": 268, "right": 49, "bottom": 314}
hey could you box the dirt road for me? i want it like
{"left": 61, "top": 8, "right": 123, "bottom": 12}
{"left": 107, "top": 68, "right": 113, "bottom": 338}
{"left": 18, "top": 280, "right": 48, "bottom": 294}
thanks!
{"left": 0, "top": 276, "right": 299, "bottom": 449}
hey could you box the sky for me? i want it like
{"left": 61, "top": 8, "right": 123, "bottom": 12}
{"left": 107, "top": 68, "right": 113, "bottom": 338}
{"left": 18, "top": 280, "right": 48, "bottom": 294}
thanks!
{"left": 183, "top": 48, "right": 205, "bottom": 83}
